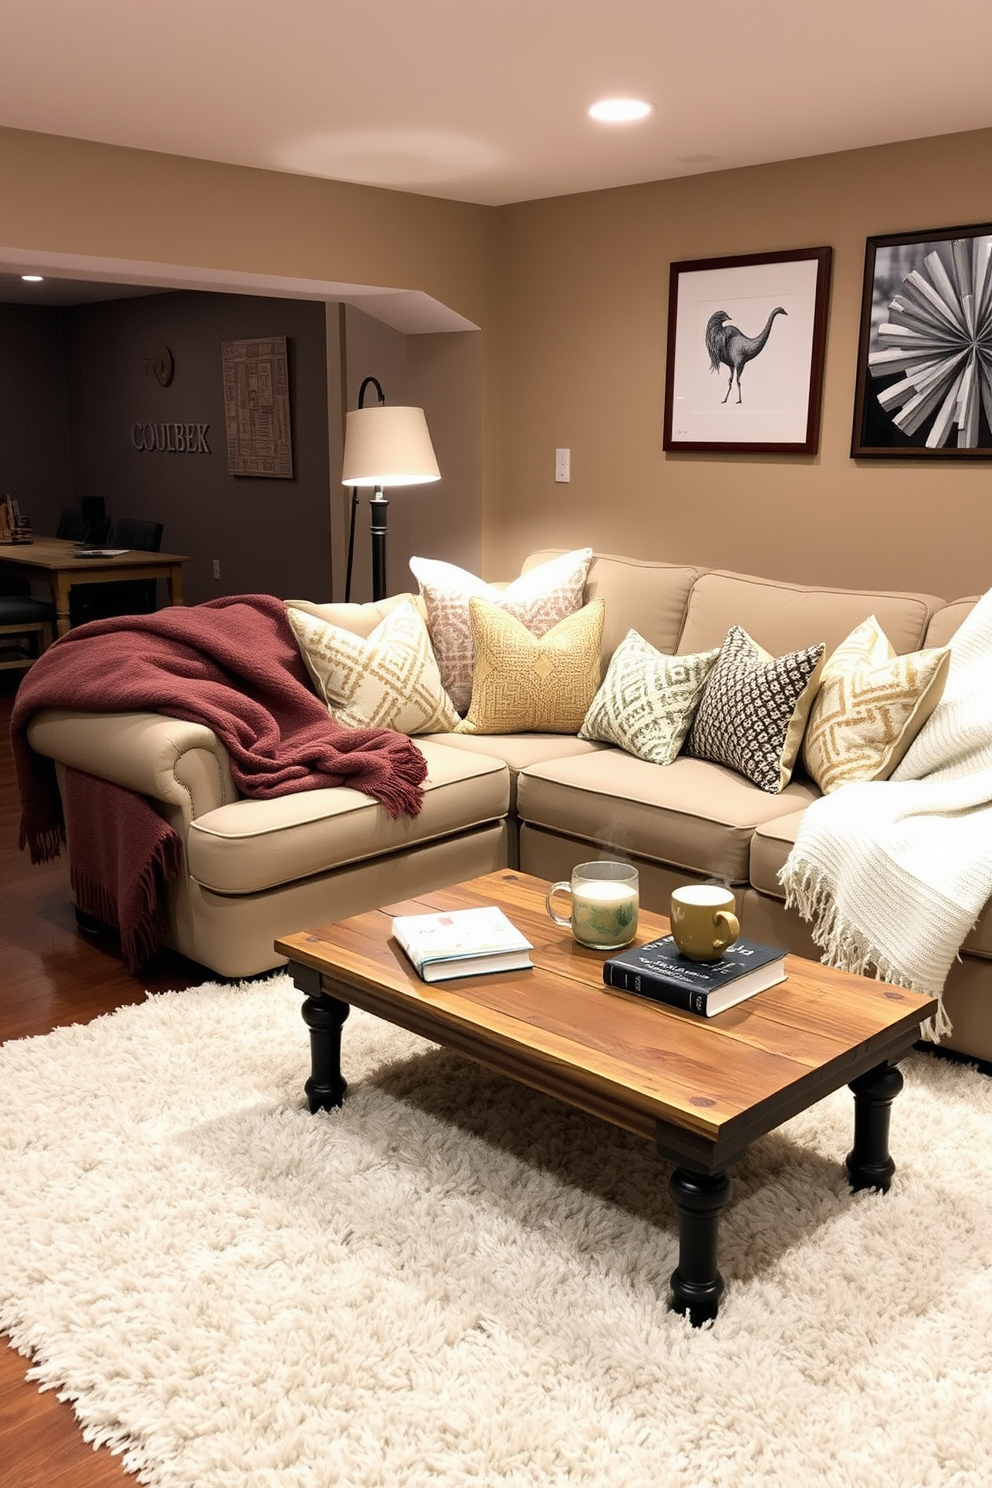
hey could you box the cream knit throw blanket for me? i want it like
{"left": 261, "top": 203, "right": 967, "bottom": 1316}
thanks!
{"left": 781, "top": 587, "right": 992, "bottom": 1040}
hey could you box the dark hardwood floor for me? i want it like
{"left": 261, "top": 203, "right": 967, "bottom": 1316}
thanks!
{"left": 0, "top": 672, "right": 205, "bottom": 1487}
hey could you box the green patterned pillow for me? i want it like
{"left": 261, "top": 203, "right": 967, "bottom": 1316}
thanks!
{"left": 285, "top": 596, "right": 459, "bottom": 735}
{"left": 686, "top": 625, "right": 825, "bottom": 793}
{"left": 579, "top": 630, "right": 720, "bottom": 765}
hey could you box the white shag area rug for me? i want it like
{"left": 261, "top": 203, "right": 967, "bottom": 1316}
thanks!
{"left": 2, "top": 977, "right": 992, "bottom": 1488}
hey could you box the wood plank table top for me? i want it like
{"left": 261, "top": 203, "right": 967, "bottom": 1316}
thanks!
{"left": 276, "top": 869, "right": 936, "bottom": 1170}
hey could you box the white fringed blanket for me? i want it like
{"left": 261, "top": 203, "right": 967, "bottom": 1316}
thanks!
{"left": 781, "top": 587, "right": 992, "bottom": 1039}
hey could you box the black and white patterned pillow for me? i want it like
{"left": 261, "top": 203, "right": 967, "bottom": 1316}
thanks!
{"left": 686, "top": 625, "right": 825, "bottom": 793}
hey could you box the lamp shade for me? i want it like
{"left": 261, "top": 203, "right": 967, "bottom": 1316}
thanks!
{"left": 341, "top": 404, "right": 440, "bottom": 487}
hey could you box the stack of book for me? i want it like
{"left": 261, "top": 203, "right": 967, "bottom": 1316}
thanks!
{"left": 603, "top": 934, "right": 786, "bottom": 1016}
{"left": 0, "top": 494, "right": 31, "bottom": 544}
{"left": 392, "top": 905, "right": 533, "bottom": 983}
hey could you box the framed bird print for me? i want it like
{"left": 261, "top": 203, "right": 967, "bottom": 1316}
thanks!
{"left": 851, "top": 223, "right": 992, "bottom": 458}
{"left": 663, "top": 246, "right": 831, "bottom": 454}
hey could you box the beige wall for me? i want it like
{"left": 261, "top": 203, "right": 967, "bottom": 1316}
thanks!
{"left": 3, "top": 124, "right": 991, "bottom": 603}
{"left": 494, "top": 128, "right": 992, "bottom": 600}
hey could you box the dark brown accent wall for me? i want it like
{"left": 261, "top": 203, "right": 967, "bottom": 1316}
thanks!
{"left": 60, "top": 291, "right": 331, "bottom": 605}
{"left": 0, "top": 304, "right": 73, "bottom": 527}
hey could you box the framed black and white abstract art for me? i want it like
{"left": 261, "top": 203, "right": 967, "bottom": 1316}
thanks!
{"left": 852, "top": 223, "right": 992, "bottom": 458}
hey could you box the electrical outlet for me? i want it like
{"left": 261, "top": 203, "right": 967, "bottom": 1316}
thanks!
{"left": 212, "top": 559, "right": 221, "bottom": 581}
{"left": 555, "top": 448, "right": 571, "bottom": 483}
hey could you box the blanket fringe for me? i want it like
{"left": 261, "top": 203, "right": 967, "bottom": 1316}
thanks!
{"left": 782, "top": 861, "right": 953, "bottom": 1044}
{"left": 19, "top": 820, "right": 64, "bottom": 865}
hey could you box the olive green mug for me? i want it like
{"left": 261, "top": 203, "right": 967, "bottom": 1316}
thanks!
{"left": 669, "top": 884, "right": 740, "bottom": 962}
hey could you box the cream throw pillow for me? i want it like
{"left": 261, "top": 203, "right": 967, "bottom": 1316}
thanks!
{"left": 579, "top": 630, "right": 721, "bottom": 765}
{"left": 802, "top": 616, "right": 950, "bottom": 793}
{"left": 410, "top": 548, "right": 593, "bottom": 714}
{"left": 285, "top": 596, "right": 459, "bottom": 735}
{"left": 455, "top": 597, "right": 605, "bottom": 735}
{"left": 687, "top": 625, "right": 825, "bottom": 793}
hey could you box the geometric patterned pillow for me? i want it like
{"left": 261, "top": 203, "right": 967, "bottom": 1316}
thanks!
{"left": 410, "top": 548, "right": 592, "bottom": 714}
{"left": 801, "top": 616, "right": 950, "bottom": 793}
{"left": 578, "top": 630, "right": 721, "bottom": 765}
{"left": 454, "top": 597, "right": 605, "bottom": 736}
{"left": 285, "top": 596, "right": 459, "bottom": 735}
{"left": 686, "top": 625, "right": 826, "bottom": 793}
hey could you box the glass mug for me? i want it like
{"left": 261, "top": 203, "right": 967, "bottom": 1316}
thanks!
{"left": 669, "top": 884, "right": 740, "bottom": 962}
{"left": 546, "top": 861, "right": 639, "bottom": 950}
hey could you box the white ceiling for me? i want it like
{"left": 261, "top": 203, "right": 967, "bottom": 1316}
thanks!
{"left": 2, "top": 0, "right": 991, "bottom": 209}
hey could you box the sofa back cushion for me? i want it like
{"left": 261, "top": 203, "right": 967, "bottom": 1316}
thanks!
{"left": 285, "top": 592, "right": 424, "bottom": 639}
{"left": 677, "top": 570, "right": 943, "bottom": 659}
{"left": 924, "top": 597, "right": 979, "bottom": 649}
{"left": 522, "top": 550, "right": 702, "bottom": 663}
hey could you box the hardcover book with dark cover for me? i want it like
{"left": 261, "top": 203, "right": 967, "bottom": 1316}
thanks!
{"left": 603, "top": 934, "right": 786, "bottom": 1016}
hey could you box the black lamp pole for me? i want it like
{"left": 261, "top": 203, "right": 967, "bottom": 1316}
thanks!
{"left": 344, "top": 375, "right": 386, "bottom": 604}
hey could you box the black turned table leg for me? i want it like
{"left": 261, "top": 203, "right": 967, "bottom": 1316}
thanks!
{"left": 668, "top": 1167, "right": 733, "bottom": 1326}
{"left": 289, "top": 963, "right": 350, "bottom": 1113}
{"left": 846, "top": 1061, "right": 904, "bottom": 1192}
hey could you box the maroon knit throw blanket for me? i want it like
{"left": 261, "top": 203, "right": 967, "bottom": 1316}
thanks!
{"left": 12, "top": 594, "right": 427, "bottom": 863}
{"left": 64, "top": 767, "right": 184, "bottom": 973}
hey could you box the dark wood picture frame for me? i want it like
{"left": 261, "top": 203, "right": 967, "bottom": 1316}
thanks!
{"left": 852, "top": 223, "right": 992, "bottom": 458}
{"left": 663, "top": 246, "right": 831, "bottom": 455}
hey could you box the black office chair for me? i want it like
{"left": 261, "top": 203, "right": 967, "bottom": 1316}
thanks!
{"left": 70, "top": 517, "right": 165, "bottom": 623}
{"left": 113, "top": 518, "right": 164, "bottom": 552}
{"left": 56, "top": 508, "right": 90, "bottom": 543}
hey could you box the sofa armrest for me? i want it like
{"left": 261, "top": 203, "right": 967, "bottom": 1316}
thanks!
{"left": 25, "top": 708, "right": 238, "bottom": 824}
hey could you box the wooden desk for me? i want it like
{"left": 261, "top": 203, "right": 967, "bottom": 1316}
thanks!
{"left": 0, "top": 537, "right": 192, "bottom": 636}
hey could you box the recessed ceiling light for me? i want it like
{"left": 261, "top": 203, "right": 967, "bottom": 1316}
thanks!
{"left": 21, "top": 274, "right": 44, "bottom": 282}
{"left": 588, "top": 99, "right": 652, "bottom": 124}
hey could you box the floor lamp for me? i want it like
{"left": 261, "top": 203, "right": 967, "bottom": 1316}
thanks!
{"left": 342, "top": 376, "right": 441, "bottom": 603}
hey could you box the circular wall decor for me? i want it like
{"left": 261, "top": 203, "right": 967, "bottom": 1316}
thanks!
{"left": 150, "top": 345, "right": 175, "bottom": 386}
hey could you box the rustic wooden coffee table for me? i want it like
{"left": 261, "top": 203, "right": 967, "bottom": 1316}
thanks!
{"left": 275, "top": 869, "right": 937, "bottom": 1325}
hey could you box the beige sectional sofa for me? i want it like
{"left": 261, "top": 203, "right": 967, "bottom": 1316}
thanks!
{"left": 24, "top": 550, "right": 990, "bottom": 1065}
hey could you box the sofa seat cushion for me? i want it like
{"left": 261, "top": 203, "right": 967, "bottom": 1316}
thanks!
{"left": 517, "top": 751, "right": 818, "bottom": 885}
{"left": 426, "top": 731, "right": 606, "bottom": 812}
{"left": 187, "top": 739, "right": 509, "bottom": 895}
{"left": 749, "top": 808, "right": 992, "bottom": 961}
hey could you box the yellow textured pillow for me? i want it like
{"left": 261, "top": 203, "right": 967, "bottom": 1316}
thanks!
{"left": 802, "top": 615, "right": 950, "bottom": 793}
{"left": 455, "top": 597, "right": 605, "bottom": 735}
{"left": 285, "top": 596, "right": 459, "bottom": 735}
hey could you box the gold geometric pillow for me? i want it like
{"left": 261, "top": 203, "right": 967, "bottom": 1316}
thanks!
{"left": 285, "top": 596, "right": 459, "bottom": 735}
{"left": 579, "top": 630, "right": 721, "bottom": 765}
{"left": 455, "top": 597, "right": 605, "bottom": 735}
{"left": 802, "top": 616, "right": 950, "bottom": 793}
{"left": 410, "top": 548, "right": 592, "bottom": 714}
